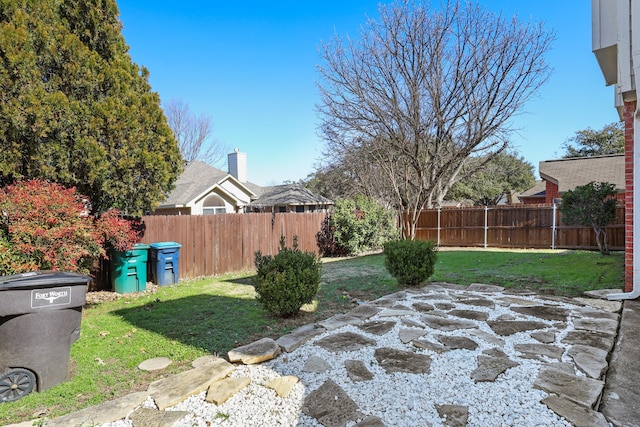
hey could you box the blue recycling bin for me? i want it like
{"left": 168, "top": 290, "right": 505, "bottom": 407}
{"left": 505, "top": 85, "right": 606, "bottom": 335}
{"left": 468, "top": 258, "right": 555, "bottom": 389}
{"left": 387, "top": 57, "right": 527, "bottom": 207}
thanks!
{"left": 149, "top": 242, "right": 182, "bottom": 286}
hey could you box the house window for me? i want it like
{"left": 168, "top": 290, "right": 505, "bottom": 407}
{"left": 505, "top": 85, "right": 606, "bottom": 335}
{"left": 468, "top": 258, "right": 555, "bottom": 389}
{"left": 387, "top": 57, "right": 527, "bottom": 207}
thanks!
{"left": 295, "top": 205, "right": 305, "bottom": 213}
{"left": 278, "top": 206, "right": 287, "bottom": 213}
{"left": 203, "top": 207, "right": 226, "bottom": 215}
{"left": 308, "top": 205, "right": 316, "bottom": 212}
{"left": 203, "top": 195, "right": 226, "bottom": 215}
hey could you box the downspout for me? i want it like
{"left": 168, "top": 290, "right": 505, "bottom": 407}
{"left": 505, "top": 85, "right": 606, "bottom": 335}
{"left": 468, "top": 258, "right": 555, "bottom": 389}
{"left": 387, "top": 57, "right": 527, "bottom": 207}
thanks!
{"left": 610, "top": 1, "right": 640, "bottom": 300}
{"left": 609, "top": 112, "right": 640, "bottom": 300}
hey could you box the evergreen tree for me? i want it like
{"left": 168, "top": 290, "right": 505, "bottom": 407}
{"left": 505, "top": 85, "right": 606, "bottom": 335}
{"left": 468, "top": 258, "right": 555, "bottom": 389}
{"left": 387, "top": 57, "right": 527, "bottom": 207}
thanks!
{"left": 0, "top": 0, "right": 182, "bottom": 215}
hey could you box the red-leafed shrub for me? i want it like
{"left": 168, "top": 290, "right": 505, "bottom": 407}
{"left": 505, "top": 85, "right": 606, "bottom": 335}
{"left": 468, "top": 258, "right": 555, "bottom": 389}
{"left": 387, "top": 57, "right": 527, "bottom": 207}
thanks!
{"left": 0, "top": 180, "right": 140, "bottom": 275}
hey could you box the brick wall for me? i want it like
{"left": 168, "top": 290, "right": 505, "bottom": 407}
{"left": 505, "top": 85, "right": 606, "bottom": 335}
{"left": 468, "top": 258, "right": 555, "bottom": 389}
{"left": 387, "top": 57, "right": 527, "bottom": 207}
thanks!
{"left": 544, "top": 181, "right": 559, "bottom": 204}
{"left": 624, "top": 100, "right": 636, "bottom": 292}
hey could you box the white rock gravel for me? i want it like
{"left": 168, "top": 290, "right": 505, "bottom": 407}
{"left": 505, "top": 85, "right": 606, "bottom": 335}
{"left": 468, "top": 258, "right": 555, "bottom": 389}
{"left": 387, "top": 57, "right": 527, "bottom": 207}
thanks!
{"left": 101, "top": 289, "right": 595, "bottom": 427}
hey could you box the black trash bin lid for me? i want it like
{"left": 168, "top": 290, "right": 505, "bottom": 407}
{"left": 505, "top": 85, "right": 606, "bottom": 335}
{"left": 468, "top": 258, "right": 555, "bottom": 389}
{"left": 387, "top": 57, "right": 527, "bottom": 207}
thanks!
{"left": 0, "top": 271, "right": 92, "bottom": 291}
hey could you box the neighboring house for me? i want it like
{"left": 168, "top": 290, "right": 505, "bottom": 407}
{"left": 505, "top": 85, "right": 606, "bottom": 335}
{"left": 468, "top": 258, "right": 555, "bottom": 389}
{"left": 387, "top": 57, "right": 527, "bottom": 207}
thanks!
{"left": 518, "top": 180, "right": 546, "bottom": 205}
{"left": 520, "top": 155, "right": 625, "bottom": 205}
{"left": 593, "top": 0, "right": 639, "bottom": 295}
{"left": 152, "top": 150, "right": 333, "bottom": 215}
{"left": 151, "top": 160, "right": 257, "bottom": 215}
{"left": 248, "top": 184, "right": 333, "bottom": 213}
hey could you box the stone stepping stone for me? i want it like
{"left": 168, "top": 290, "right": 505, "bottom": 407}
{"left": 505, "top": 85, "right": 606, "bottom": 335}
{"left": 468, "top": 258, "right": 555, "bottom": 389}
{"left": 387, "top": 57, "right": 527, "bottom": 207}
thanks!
{"left": 276, "top": 323, "right": 325, "bottom": 352}
{"left": 228, "top": 337, "right": 281, "bottom": 364}
{"left": 533, "top": 366, "right": 604, "bottom": 408}
{"left": 47, "top": 391, "right": 149, "bottom": 426}
{"left": 303, "top": 355, "right": 331, "bottom": 373}
{"left": 573, "top": 305, "right": 620, "bottom": 320}
{"left": 378, "top": 307, "right": 416, "bottom": 317}
{"left": 206, "top": 377, "right": 251, "bottom": 404}
{"left": 129, "top": 407, "right": 189, "bottom": 427}
{"left": 496, "top": 313, "right": 516, "bottom": 321}
{"left": 138, "top": 357, "right": 171, "bottom": 371}
{"left": 544, "top": 362, "right": 577, "bottom": 374}
{"left": 510, "top": 305, "right": 570, "bottom": 321}
{"left": 456, "top": 298, "right": 495, "bottom": 308}
{"left": 467, "top": 283, "right": 505, "bottom": 292}
{"left": 148, "top": 358, "right": 235, "bottom": 410}
{"left": 421, "top": 314, "right": 478, "bottom": 331}
{"left": 542, "top": 395, "right": 610, "bottom": 427}
{"left": 399, "top": 328, "right": 428, "bottom": 343}
{"left": 302, "top": 379, "right": 364, "bottom": 427}
{"left": 573, "top": 317, "right": 618, "bottom": 335}
{"left": 192, "top": 355, "right": 222, "bottom": 368}
{"left": 315, "top": 331, "right": 377, "bottom": 353}
{"left": 531, "top": 331, "right": 556, "bottom": 344}
{"left": 401, "top": 318, "right": 425, "bottom": 328}
{"left": 482, "top": 347, "right": 508, "bottom": 358}
{"left": 345, "top": 359, "right": 374, "bottom": 382}
{"left": 471, "top": 355, "right": 518, "bottom": 382}
{"left": 358, "top": 320, "right": 396, "bottom": 335}
{"left": 412, "top": 302, "right": 436, "bottom": 312}
{"left": 466, "top": 329, "right": 504, "bottom": 346}
{"left": 415, "top": 292, "right": 453, "bottom": 301}
{"left": 318, "top": 314, "right": 363, "bottom": 331}
{"left": 374, "top": 347, "right": 431, "bottom": 374}
{"left": 347, "top": 304, "right": 382, "bottom": 319}
{"left": 435, "top": 404, "right": 469, "bottom": 427}
{"left": 354, "top": 415, "right": 386, "bottom": 426}
{"left": 434, "top": 302, "right": 456, "bottom": 310}
{"left": 266, "top": 375, "right": 299, "bottom": 397}
{"left": 412, "top": 339, "right": 448, "bottom": 353}
{"left": 567, "top": 344, "right": 609, "bottom": 379}
{"left": 573, "top": 297, "right": 621, "bottom": 313}
{"left": 435, "top": 335, "right": 478, "bottom": 351}
{"left": 562, "top": 330, "right": 615, "bottom": 353}
{"left": 514, "top": 343, "right": 563, "bottom": 361}
{"left": 448, "top": 309, "right": 489, "bottom": 321}
{"left": 497, "top": 296, "right": 540, "bottom": 307}
{"left": 486, "top": 320, "right": 548, "bottom": 336}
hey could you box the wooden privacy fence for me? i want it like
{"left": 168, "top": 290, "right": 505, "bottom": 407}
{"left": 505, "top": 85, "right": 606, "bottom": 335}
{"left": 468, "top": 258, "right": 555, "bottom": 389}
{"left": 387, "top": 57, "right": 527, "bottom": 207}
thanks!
{"left": 92, "top": 205, "right": 625, "bottom": 289}
{"left": 137, "top": 212, "right": 327, "bottom": 279}
{"left": 408, "top": 204, "right": 625, "bottom": 250}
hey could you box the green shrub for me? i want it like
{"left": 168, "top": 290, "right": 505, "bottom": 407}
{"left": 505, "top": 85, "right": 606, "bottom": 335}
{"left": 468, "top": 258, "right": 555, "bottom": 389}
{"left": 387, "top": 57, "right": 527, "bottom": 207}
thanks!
{"left": 319, "top": 195, "right": 397, "bottom": 256}
{"left": 252, "top": 236, "right": 322, "bottom": 317}
{"left": 383, "top": 239, "right": 438, "bottom": 286}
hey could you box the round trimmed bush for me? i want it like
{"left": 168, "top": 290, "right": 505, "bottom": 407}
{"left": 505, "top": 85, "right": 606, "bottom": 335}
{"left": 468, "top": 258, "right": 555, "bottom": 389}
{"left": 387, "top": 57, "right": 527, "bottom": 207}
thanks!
{"left": 252, "top": 237, "right": 322, "bottom": 317}
{"left": 383, "top": 239, "right": 437, "bottom": 287}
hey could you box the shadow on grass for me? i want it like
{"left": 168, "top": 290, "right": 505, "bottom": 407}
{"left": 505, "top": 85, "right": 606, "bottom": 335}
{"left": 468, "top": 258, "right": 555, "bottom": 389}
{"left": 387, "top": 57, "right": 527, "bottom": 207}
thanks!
{"left": 114, "top": 294, "right": 269, "bottom": 355}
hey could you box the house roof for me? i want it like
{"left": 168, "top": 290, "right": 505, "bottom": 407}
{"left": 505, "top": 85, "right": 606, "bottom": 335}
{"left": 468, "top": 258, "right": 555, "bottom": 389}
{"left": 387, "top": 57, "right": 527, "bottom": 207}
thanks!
{"left": 160, "top": 161, "right": 256, "bottom": 207}
{"left": 519, "top": 180, "right": 546, "bottom": 198}
{"left": 538, "top": 154, "right": 625, "bottom": 193}
{"left": 250, "top": 184, "right": 333, "bottom": 207}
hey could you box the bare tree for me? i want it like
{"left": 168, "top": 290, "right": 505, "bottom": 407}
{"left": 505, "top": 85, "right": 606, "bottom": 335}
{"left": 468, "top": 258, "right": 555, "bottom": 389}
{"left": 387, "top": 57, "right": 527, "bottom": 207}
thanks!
{"left": 317, "top": 0, "right": 554, "bottom": 238}
{"left": 163, "top": 98, "right": 227, "bottom": 167}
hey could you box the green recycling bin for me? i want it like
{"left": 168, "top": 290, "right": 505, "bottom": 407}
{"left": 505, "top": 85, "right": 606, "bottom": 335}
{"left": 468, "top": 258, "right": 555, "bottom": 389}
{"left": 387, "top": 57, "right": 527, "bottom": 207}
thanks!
{"left": 109, "top": 243, "right": 149, "bottom": 294}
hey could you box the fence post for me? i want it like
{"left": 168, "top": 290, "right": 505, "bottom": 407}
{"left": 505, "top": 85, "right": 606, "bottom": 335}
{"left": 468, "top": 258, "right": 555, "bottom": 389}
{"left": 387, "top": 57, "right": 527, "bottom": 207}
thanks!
{"left": 484, "top": 206, "right": 488, "bottom": 248}
{"left": 437, "top": 207, "right": 441, "bottom": 247}
{"left": 552, "top": 203, "right": 557, "bottom": 250}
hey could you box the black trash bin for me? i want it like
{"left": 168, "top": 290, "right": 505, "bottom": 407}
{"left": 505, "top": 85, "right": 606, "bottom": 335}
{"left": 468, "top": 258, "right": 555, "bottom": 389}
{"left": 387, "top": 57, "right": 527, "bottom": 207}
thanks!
{"left": 149, "top": 242, "right": 182, "bottom": 286}
{"left": 0, "top": 271, "right": 91, "bottom": 402}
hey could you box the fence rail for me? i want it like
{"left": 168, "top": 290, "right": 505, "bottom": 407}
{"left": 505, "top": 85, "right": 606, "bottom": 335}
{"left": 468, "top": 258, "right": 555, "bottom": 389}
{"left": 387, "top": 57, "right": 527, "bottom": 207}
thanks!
{"left": 409, "top": 204, "right": 625, "bottom": 250}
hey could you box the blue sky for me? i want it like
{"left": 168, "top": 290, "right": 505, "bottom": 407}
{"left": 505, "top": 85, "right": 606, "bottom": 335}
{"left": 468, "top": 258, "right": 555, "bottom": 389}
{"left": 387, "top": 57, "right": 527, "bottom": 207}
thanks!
{"left": 117, "top": 0, "right": 618, "bottom": 187}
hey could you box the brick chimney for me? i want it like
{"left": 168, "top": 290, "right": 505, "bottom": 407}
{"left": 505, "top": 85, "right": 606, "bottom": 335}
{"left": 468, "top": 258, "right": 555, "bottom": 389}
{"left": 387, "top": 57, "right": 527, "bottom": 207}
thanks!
{"left": 228, "top": 148, "right": 247, "bottom": 183}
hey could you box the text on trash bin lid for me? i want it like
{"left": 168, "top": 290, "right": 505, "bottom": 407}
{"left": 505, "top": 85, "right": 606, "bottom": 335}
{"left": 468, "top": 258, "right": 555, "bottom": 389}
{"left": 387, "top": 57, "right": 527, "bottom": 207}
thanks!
{"left": 31, "top": 287, "right": 72, "bottom": 308}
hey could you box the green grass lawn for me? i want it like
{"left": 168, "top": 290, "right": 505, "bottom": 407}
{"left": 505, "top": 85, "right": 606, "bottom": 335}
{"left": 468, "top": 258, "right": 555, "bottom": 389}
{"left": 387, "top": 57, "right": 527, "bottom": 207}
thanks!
{"left": 0, "top": 248, "right": 624, "bottom": 425}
